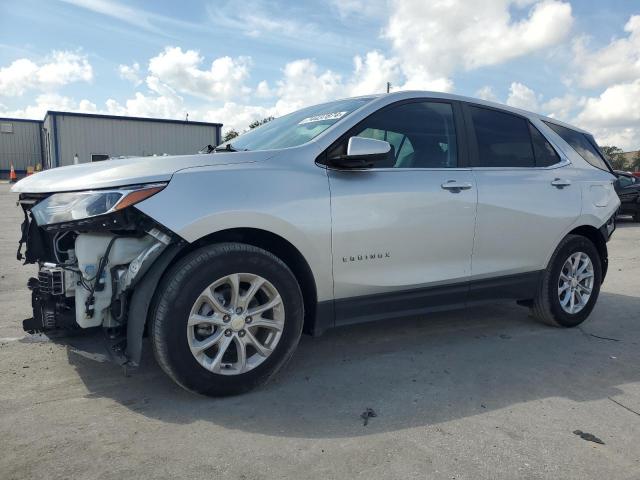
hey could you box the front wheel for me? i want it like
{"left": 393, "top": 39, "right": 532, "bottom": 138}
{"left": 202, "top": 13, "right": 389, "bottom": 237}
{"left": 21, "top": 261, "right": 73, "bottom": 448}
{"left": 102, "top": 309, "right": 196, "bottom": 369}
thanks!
{"left": 150, "top": 243, "right": 304, "bottom": 396}
{"left": 530, "top": 235, "right": 602, "bottom": 327}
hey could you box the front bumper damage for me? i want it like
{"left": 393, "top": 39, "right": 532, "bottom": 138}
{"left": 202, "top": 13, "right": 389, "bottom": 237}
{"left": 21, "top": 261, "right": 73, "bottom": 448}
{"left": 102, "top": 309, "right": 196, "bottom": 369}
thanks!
{"left": 17, "top": 193, "right": 181, "bottom": 366}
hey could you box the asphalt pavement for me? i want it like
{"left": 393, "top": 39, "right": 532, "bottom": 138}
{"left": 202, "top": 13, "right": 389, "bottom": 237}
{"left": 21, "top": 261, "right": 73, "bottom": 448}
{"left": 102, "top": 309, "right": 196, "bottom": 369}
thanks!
{"left": 1, "top": 181, "right": 639, "bottom": 479}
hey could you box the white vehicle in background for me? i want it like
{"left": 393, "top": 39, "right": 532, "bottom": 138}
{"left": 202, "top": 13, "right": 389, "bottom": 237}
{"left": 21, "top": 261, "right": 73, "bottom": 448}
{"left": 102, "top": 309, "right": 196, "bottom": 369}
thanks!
{"left": 12, "top": 91, "right": 618, "bottom": 396}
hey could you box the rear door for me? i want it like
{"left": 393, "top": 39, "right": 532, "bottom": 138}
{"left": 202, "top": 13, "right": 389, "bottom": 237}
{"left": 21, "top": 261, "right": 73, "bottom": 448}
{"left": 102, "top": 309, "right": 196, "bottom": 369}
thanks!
{"left": 463, "top": 104, "right": 581, "bottom": 297}
{"left": 326, "top": 99, "right": 477, "bottom": 324}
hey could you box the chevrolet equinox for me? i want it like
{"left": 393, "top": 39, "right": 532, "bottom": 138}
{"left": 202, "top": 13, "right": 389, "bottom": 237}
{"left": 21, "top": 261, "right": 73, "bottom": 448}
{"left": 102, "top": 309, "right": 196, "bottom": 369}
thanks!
{"left": 12, "top": 91, "right": 619, "bottom": 396}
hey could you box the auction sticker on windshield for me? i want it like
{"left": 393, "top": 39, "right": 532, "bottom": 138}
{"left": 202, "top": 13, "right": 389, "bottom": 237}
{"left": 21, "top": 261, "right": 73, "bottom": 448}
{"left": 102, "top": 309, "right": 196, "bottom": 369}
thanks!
{"left": 298, "top": 111, "right": 348, "bottom": 125}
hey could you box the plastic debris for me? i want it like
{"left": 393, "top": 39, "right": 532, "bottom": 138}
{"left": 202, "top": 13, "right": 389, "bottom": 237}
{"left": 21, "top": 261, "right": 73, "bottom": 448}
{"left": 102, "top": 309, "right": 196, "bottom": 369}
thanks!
{"left": 361, "top": 408, "right": 377, "bottom": 426}
{"left": 573, "top": 430, "right": 605, "bottom": 445}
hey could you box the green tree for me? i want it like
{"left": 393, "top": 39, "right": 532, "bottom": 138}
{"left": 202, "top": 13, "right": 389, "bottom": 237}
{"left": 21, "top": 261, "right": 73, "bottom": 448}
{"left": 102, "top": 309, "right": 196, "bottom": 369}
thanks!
{"left": 222, "top": 129, "right": 239, "bottom": 143}
{"left": 248, "top": 116, "right": 274, "bottom": 129}
{"left": 600, "top": 145, "right": 626, "bottom": 170}
{"left": 632, "top": 150, "right": 640, "bottom": 172}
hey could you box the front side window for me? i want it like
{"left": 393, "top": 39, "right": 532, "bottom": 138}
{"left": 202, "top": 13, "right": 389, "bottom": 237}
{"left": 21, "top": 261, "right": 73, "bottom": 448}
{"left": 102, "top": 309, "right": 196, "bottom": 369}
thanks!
{"left": 218, "top": 97, "right": 374, "bottom": 151}
{"left": 330, "top": 101, "right": 458, "bottom": 168}
{"left": 543, "top": 121, "right": 611, "bottom": 172}
{"left": 469, "top": 106, "right": 535, "bottom": 168}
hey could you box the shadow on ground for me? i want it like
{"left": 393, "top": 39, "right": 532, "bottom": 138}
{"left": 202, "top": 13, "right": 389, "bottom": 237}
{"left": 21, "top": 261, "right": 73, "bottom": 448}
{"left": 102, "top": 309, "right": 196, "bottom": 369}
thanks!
{"left": 56, "top": 290, "right": 640, "bottom": 439}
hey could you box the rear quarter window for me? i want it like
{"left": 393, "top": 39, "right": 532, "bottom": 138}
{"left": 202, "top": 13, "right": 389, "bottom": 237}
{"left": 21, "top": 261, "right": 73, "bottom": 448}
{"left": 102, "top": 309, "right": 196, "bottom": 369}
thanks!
{"left": 543, "top": 122, "right": 611, "bottom": 172}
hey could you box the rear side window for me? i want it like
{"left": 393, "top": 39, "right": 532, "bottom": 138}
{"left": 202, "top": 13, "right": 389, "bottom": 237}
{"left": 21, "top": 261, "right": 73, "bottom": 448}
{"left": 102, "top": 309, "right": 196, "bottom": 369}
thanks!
{"left": 530, "top": 124, "right": 561, "bottom": 167}
{"left": 543, "top": 122, "right": 611, "bottom": 172}
{"left": 469, "top": 106, "right": 535, "bottom": 167}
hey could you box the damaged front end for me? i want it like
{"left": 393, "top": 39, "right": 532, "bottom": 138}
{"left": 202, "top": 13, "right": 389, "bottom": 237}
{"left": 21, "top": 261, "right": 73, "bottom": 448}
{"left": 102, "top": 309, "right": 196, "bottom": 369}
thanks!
{"left": 17, "top": 183, "right": 180, "bottom": 365}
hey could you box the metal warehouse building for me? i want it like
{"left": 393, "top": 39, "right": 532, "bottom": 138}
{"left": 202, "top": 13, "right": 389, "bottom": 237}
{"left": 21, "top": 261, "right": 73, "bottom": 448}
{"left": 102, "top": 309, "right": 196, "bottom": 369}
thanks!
{"left": 1, "top": 111, "right": 222, "bottom": 176}
{"left": 0, "top": 118, "right": 43, "bottom": 174}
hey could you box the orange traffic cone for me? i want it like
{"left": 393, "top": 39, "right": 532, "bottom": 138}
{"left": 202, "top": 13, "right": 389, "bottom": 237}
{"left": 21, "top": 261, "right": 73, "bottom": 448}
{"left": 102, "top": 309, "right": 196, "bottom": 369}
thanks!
{"left": 9, "top": 164, "right": 17, "bottom": 183}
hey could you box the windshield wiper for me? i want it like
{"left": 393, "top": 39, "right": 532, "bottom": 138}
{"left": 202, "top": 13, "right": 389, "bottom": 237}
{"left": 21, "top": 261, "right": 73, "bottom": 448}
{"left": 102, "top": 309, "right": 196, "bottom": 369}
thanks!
{"left": 198, "top": 144, "right": 215, "bottom": 154}
{"left": 214, "top": 143, "right": 245, "bottom": 152}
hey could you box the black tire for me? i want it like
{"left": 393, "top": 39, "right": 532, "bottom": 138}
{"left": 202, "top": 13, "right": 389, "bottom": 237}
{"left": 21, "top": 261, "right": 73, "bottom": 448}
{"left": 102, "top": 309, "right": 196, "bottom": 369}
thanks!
{"left": 150, "top": 242, "right": 304, "bottom": 396}
{"left": 531, "top": 234, "right": 602, "bottom": 327}
{"left": 633, "top": 212, "right": 640, "bottom": 222}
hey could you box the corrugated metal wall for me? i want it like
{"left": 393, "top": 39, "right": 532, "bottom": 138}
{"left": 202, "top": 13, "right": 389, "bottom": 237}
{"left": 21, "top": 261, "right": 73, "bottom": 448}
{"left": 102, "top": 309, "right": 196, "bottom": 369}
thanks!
{"left": 54, "top": 114, "right": 221, "bottom": 166}
{"left": 0, "top": 119, "right": 42, "bottom": 172}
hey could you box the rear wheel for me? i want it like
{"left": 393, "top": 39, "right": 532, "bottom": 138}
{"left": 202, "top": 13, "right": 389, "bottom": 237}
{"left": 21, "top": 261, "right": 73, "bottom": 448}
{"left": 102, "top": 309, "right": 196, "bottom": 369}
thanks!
{"left": 531, "top": 235, "right": 602, "bottom": 327}
{"left": 633, "top": 212, "right": 640, "bottom": 222}
{"left": 150, "top": 242, "right": 304, "bottom": 396}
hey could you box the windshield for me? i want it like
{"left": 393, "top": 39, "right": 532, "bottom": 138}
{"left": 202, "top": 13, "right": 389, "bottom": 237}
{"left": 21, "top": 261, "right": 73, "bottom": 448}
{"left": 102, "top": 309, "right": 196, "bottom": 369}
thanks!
{"left": 218, "top": 97, "right": 374, "bottom": 151}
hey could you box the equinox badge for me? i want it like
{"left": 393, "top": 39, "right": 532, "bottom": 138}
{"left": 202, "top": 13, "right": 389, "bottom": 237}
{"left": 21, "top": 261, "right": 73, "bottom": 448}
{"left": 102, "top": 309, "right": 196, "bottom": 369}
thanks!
{"left": 343, "top": 252, "right": 391, "bottom": 263}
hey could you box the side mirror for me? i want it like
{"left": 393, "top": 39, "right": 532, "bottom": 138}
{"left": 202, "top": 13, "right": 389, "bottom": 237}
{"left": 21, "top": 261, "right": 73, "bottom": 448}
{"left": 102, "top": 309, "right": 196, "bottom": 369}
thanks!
{"left": 329, "top": 137, "right": 392, "bottom": 169}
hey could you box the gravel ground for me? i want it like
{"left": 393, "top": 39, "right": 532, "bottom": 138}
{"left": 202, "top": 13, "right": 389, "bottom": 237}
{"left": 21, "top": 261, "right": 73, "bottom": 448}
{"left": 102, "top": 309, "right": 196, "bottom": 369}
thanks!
{"left": 1, "top": 181, "right": 639, "bottom": 480}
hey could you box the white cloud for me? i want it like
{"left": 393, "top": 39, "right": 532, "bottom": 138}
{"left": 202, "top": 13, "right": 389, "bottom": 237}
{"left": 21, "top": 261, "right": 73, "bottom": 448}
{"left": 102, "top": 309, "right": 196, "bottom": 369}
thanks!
{"left": 0, "top": 93, "right": 97, "bottom": 119}
{"left": 541, "top": 94, "right": 585, "bottom": 121}
{"left": 506, "top": 82, "right": 540, "bottom": 111}
{"left": 147, "top": 47, "right": 251, "bottom": 101}
{"left": 255, "top": 80, "right": 273, "bottom": 98}
{"left": 385, "top": 0, "right": 573, "bottom": 89}
{"left": 576, "top": 79, "right": 640, "bottom": 129}
{"left": 349, "top": 51, "right": 401, "bottom": 96}
{"left": 203, "top": 102, "right": 273, "bottom": 132}
{"left": 398, "top": 65, "right": 454, "bottom": 93}
{"left": 118, "top": 62, "right": 142, "bottom": 86}
{"left": 273, "top": 59, "right": 343, "bottom": 115}
{"left": 475, "top": 86, "right": 499, "bottom": 102}
{"left": 106, "top": 76, "right": 187, "bottom": 119}
{"left": 573, "top": 15, "right": 640, "bottom": 89}
{"left": 0, "top": 51, "right": 93, "bottom": 97}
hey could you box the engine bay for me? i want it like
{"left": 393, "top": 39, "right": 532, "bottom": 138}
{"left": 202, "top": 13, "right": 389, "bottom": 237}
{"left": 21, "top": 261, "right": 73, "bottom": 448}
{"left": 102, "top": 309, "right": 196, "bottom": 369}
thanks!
{"left": 17, "top": 192, "right": 175, "bottom": 342}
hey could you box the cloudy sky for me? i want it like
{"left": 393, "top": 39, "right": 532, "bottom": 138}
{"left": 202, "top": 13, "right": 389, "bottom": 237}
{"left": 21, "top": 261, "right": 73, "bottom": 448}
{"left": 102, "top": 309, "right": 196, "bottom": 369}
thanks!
{"left": 0, "top": 0, "right": 638, "bottom": 149}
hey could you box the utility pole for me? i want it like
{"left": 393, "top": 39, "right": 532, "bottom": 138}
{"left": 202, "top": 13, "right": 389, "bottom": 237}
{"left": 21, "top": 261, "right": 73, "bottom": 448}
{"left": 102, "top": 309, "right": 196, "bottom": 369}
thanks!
{"left": 386, "top": 82, "right": 391, "bottom": 93}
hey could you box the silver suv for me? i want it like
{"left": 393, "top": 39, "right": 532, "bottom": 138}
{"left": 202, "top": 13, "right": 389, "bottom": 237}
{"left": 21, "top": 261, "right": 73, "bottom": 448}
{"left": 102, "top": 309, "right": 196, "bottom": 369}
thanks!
{"left": 12, "top": 91, "right": 619, "bottom": 396}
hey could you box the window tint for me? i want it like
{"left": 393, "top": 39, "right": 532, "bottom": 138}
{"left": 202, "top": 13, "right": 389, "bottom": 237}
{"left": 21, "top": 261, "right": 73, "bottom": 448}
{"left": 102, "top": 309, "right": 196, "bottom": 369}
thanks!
{"left": 543, "top": 122, "right": 611, "bottom": 172}
{"left": 333, "top": 101, "right": 458, "bottom": 168}
{"left": 356, "top": 128, "right": 416, "bottom": 166}
{"left": 529, "top": 124, "right": 561, "bottom": 167}
{"left": 469, "top": 106, "right": 534, "bottom": 167}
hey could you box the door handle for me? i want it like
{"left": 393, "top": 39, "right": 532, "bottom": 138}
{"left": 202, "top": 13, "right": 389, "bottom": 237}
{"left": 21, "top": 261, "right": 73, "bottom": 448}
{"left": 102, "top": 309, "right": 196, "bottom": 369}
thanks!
{"left": 551, "top": 178, "right": 572, "bottom": 189}
{"left": 441, "top": 180, "right": 473, "bottom": 192}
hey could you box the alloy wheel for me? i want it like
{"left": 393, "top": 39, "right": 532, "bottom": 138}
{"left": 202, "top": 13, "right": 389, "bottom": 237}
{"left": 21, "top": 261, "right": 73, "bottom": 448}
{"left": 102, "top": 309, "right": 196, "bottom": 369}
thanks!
{"left": 557, "top": 251, "right": 594, "bottom": 315}
{"left": 186, "top": 273, "right": 285, "bottom": 375}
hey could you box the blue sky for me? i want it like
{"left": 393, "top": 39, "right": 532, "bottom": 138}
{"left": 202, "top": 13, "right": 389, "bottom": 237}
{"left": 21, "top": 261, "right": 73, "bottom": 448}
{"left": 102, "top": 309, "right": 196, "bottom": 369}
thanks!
{"left": 0, "top": 0, "right": 639, "bottom": 149}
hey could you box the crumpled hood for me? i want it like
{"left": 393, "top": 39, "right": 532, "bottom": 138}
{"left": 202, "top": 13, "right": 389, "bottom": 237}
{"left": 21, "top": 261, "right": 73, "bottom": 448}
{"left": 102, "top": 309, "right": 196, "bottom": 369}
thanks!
{"left": 11, "top": 151, "right": 273, "bottom": 193}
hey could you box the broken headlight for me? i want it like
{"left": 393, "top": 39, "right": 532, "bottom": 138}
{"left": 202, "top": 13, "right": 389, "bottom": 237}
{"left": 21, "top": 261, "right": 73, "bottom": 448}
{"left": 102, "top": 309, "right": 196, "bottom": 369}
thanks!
{"left": 31, "top": 183, "right": 166, "bottom": 226}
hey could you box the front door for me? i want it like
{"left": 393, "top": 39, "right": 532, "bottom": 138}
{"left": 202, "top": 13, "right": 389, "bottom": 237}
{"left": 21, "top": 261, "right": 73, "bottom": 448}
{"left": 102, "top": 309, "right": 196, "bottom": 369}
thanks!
{"left": 327, "top": 100, "right": 477, "bottom": 324}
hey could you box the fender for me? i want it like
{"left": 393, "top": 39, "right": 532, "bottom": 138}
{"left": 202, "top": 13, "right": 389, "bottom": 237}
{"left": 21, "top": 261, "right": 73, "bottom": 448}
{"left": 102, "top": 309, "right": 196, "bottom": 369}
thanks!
{"left": 135, "top": 160, "right": 334, "bottom": 303}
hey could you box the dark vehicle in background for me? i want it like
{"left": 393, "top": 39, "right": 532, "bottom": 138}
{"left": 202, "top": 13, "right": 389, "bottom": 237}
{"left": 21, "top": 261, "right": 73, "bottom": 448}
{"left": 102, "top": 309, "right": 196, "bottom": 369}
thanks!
{"left": 614, "top": 170, "right": 640, "bottom": 222}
